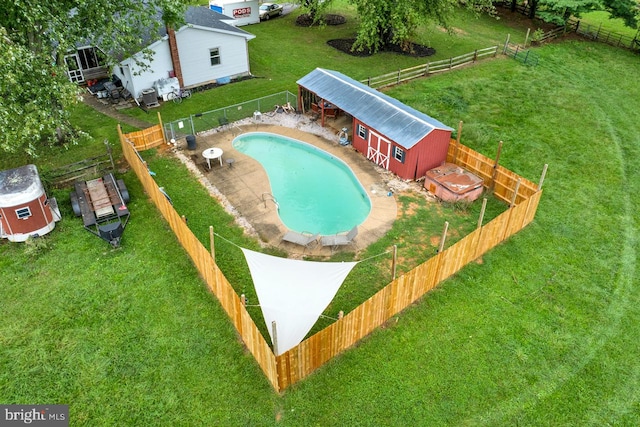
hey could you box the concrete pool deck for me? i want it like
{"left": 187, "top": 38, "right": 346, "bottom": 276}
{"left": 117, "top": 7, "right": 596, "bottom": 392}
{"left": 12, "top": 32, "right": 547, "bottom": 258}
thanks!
{"left": 170, "top": 112, "right": 407, "bottom": 258}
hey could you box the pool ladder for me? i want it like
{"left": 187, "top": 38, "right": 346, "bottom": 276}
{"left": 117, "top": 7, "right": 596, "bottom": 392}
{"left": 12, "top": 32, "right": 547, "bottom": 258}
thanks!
{"left": 262, "top": 193, "right": 280, "bottom": 210}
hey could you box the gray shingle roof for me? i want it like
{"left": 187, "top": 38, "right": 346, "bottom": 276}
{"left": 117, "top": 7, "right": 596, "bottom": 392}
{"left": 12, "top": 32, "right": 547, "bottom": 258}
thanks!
{"left": 297, "top": 68, "right": 452, "bottom": 149}
{"left": 158, "top": 6, "right": 255, "bottom": 39}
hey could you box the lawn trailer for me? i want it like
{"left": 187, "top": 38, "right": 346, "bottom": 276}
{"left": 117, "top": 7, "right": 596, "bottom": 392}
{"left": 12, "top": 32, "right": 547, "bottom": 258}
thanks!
{"left": 70, "top": 173, "right": 130, "bottom": 247}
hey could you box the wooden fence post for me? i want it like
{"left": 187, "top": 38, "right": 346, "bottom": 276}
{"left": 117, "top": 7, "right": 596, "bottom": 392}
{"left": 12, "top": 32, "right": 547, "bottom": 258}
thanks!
{"left": 503, "top": 34, "right": 510, "bottom": 54}
{"left": 241, "top": 294, "right": 246, "bottom": 306}
{"left": 338, "top": 310, "right": 344, "bottom": 320}
{"left": 538, "top": 164, "right": 548, "bottom": 190}
{"left": 510, "top": 179, "right": 522, "bottom": 207}
{"left": 489, "top": 141, "right": 503, "bottom": 192}
{"left": 438, "top": 221, "right": 449, "bottom": 253}
{"left": 477, "top": 198, "right": 487, "bottom": 229}
{"left": 453, "top": 121, "right": 463, "bottom": 163}
{"left": 210, "top": 226, "right": 215, "bottom": 261}
{"left": 157, "top": 111, "right": 167, "bottom": 145}
{"left": 271, "top": 321, "right": 279, "bottom": 356}
{"left": 392, "top": 245, "right": 398, "bottom": 280}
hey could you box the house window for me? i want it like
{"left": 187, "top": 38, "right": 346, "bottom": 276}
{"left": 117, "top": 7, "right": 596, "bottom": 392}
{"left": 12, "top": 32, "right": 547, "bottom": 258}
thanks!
{"left": 16, "top": 207, "right": 31, "bottom": 219}
{"left": 393, "top": 146, "right": 406, "bottom": 163}
{"left": 210, "top": 48, "right": 221, "bottom": 66}
{"left": 357, "top": 124, "right": 368, "bottom": 139}
{"left": 77, "top": 47, "right": 104, "bottom": 69}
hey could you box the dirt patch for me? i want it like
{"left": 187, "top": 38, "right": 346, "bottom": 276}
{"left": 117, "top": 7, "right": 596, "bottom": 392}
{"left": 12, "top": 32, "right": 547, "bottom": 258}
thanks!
{"left": 494, "top": 5, "right": 559, "bottom": 33}
{"left": 436, "top": 26, "right": 469, "bottom": 36}
{"left": 327, "top": 38, "right": 436, "bottom": 58}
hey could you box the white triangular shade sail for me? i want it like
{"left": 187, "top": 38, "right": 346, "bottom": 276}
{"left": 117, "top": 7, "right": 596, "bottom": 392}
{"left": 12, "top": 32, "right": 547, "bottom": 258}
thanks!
{"left": 241, "top": 249, "right": 357, "bottom": 356}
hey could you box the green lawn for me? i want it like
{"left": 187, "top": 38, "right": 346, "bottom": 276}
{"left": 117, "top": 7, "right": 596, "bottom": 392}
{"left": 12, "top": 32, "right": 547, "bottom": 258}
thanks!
{"left": 122, "top": 2, "right": 531, "bottom": 124}
{"left": 578, "top": 10, "right": 639, "bottom": 37}
{"left": 2, "top": 5, "right": 640, "bottom": 426}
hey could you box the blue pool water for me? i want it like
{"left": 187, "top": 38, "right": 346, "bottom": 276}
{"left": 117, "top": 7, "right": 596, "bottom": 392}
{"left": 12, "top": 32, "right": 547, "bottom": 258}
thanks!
{"left": 232, "top": 132, "right": 371, "bottom": 235}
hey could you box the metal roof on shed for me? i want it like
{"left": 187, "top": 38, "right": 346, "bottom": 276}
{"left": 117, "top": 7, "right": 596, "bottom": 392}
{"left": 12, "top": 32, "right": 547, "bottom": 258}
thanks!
{"left": 0, "top": 164, "right": 44, "bottom": 207}
{"left": 297, "top": 68, "right": 453, "bottom": 149}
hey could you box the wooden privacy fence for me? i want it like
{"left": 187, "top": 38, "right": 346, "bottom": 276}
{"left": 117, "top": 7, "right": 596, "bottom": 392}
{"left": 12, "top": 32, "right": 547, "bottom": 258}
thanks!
{"left": 449, "top": 135, "right": 540, "bottom": 206}
{"left": 119, "top": 123, "right": 543, "bottom": 392}
{"left": 124, "top": 113, "right": 166, "bottom": 150}
{"left": 118, "top": 125, "right": 280, "bottom": 389}
{"left": 275, "top": 144, "right": 543, "bottom": 390}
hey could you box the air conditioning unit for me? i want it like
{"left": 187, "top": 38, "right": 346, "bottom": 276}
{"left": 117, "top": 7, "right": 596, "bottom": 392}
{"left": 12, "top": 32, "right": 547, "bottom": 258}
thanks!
{"left": 141, "top": 88, "right": 159, "bottom": 108}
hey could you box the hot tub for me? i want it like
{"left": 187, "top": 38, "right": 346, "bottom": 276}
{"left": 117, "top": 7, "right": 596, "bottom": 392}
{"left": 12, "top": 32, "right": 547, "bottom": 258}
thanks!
{"left": 424, "top": 163, "right": 484, "bottom": 202}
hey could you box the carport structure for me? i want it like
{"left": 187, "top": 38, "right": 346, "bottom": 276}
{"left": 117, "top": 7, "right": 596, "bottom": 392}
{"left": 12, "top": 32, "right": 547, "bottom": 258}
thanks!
{"left": 297, "top": 68, "right": 454, "bottom": 180}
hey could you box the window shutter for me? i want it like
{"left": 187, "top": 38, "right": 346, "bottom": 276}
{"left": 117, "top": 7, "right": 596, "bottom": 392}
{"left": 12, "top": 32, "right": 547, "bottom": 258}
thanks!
{"left": 394, "top": 146, "right": 405, "bottom": 164}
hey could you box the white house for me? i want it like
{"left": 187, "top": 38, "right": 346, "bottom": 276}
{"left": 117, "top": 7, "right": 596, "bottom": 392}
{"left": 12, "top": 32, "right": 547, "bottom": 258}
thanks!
{"left": 67, "top": 7, "right": 255, "bottom": 99}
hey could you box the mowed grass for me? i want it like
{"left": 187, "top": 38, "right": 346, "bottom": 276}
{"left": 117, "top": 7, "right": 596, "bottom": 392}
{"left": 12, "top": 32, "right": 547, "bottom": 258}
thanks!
{"left": 578, "top": 10, "right": 639, "bottom": 37}
{"left": 2, "top": 6, "right": 640, "bottom": 426}
{"left": 123, "top": 2, "right": 530, "bottom": 123}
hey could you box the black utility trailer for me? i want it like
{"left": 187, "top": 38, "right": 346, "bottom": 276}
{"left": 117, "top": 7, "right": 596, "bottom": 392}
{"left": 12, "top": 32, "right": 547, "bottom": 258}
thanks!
{"left": 70, "top": 173, "right": 130, "bottom": 247}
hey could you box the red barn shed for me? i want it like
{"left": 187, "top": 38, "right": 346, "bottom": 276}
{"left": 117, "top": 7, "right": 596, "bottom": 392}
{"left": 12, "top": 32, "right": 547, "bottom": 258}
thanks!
{"left": 0, "top": 165, "right": 60, "bottom": 242}
{"left": 297, "top": 68, "right": 453, "bottom": 180}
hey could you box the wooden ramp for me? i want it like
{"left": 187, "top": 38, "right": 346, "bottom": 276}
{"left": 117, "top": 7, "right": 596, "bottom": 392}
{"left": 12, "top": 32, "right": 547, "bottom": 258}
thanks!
{"left": 86, "top": 178, "right": 116, "bottom": 218}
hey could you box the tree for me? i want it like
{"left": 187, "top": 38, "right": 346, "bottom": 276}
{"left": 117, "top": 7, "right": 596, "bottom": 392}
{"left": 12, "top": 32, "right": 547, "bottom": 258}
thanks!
{"left": 602, "top": 0, "right": 639, "bottom": 28}
{"left": 535, "top": 0, "right": 602, "bottom": 25}
{"left": 348, "top": 0, "right": 495, "bottom": 54}
{"left": 0, "top": 0, "right": 185, "bottom": 156}
{"left": 517, "top": 0, "right": 638, "bottom": 30}
{"left": 301, "top": 0, "right": 333, "bottom": 23}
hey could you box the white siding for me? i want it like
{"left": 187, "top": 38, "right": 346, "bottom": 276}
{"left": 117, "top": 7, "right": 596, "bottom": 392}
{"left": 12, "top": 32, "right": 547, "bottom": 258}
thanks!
{"left": 118, "top": 40, "right": 174, "bottom": 99}
{"left": 115, "top": 26, "right": 251, "bottom": 99}
{"left": 176, "top": 28, "right": 250, "bottom": 88}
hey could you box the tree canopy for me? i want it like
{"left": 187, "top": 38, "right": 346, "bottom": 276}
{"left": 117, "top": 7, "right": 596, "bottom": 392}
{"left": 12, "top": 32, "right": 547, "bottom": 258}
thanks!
{"left": 349, "top": 0, "right": 495, "bottom": 53}
{"left": 602, "top": 0, "right": 639, "bottom": 28}
{"left": 527, "top": 0, "right": 639, "bottom": 28}
{"left": 0, "top": 0, "right": 185, "bottom": 156}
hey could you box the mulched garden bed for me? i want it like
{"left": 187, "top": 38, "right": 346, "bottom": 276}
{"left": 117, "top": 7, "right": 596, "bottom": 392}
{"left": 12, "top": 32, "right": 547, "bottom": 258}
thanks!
{"left": 296, "top": 13, "right": 435, "bottom": 57}
{"left": 296, "top": 13, "right": 346, "bottom": 27}
{"left": 327, "top": 38, "right": 436, "bottom": 58}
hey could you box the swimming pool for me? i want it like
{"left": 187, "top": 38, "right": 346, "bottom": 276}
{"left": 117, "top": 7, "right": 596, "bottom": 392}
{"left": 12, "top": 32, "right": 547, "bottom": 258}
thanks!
{"left": 232, "top": 132, "right": 371, "bottom": 235}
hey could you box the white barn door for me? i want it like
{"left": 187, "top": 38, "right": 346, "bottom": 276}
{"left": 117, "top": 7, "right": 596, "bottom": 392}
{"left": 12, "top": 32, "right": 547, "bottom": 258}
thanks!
{"left": 366, "top": 130, "right": 391, "bottom": 170}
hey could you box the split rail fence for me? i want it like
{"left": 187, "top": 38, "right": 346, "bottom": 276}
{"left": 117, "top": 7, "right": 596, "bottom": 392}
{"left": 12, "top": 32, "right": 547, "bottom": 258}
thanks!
{"left": 119, "top": 123, "right": 543, "bottom": 392}
{"left": 360, "top": 46, "right": 500, "bottom": 90}
{"left": 497, "top": 2, "right": 640, "bottom": 51}
{"left": 567, "top": 18, "right": 639, "bottom": 50}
